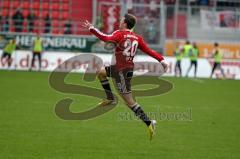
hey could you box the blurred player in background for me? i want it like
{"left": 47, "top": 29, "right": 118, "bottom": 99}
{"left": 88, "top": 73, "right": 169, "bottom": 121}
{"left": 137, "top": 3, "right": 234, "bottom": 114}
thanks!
{"left": 1, "top": 39, "right": 17, "bottom": 69}
{"left": 82, "top": 13, "right": 169, "bottom": 140}
{"left": 174, "top": 44, "right": 183, "bottom": 77}
{"left": 30, "top": 35, "right": 43, "bottom": 71}
{"left": 183, "top": 40, "right": 192, "bottom": 57}
{"left": 210, "top": 43, "right": 225, "bottom": 78}
{"left": 186, "top": 42, "right": 199, "bottom": 77}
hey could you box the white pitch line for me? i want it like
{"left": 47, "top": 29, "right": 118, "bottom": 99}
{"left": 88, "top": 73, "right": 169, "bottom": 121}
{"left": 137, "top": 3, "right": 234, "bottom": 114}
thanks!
{"left": 187, "top": 78, "right": 205, "bottom": 84}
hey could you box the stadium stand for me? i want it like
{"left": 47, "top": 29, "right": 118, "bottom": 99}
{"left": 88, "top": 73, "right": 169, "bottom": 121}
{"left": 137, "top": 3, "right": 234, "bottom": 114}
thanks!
{"left": 0, "top": 0, "right": 239, "bottom": 42}
{"left": 166, "top": 14, "right": 187, "bottom": 38}
{"left": 0, "top": 0, "right": 71, "bottom": 34}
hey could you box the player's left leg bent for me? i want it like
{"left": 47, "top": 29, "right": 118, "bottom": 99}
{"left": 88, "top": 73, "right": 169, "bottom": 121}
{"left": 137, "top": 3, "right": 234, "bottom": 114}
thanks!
{"left": 97, "top": 66, "right": 115, "bottom": 106}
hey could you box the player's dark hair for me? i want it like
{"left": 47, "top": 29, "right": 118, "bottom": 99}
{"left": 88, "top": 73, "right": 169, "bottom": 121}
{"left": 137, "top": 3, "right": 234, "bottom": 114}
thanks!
{"left": 214, "top": 42, "right": 219, "bottom": 47}
{"left": 124, "top": 13, "right": 136, "bottom": 29}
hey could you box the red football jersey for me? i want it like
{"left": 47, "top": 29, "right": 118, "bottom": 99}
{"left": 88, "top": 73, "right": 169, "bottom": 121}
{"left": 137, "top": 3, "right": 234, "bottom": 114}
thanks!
{"left": 89, "top": 27, "right": 164, "bottom": 70}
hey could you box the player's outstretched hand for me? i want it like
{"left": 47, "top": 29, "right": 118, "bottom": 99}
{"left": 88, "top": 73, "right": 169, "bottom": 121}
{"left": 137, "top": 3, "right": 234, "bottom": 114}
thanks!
{"left": 161, "top": 60, "right": 169, "bottom": 73}
{"left": 81, "top": 20, "right": 93, "bottom": 30}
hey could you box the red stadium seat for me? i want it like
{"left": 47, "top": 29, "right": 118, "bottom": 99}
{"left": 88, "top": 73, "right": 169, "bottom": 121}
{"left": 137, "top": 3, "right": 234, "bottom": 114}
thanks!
{"left": 52, "top": 20, "right": 59, "bottom": 27}
{"left": 36, "top": 20, "right": 45, "bottom": 33}
{"left": 39, "top": 20, "right": 47, "bottom": 33}
{"left": 22, "top": 2, "right": 30, "bottom": 9}
{"left": 52, "top": 20, "right": 60, "bottom": 34}
{"left": 3, "top": 1, "right": 10, "bottom": 8}
{"left": 52, "top": 11, "right": 59, "bottom": 19}
{"left": 42, "top": 3, "right": 49, "bottom": 11}
{"left": 22, "top": 20, "right": 28, "bottom": 32}
{"left": 10, "top": 26, "right": 15, "bottom": 32}
{"left": 62, "top": 12, "right": 69, "bottom": 20}
{"left": 34, "top": 10, "right": 40, "bottom": 17}
{"left": 42, "top": 11, "right": 49, "bottom": 18}
{"left": 22, "top": 9, "right": 29, "bottom": 17}
{"left": 33, "top": 20, "right": 40, "bottom": 33}
{"left": 32, "top": 2, "right": 40, "bottom": 10}
{"left": 2, "top": 9, "right": 9, "bottom": 17}
{"left": 12, "top": 1, "right": 20, "bottom": 9}
{"left": 9, "top": 9, "right": 15, "bottom": 17}
{"left": 58, "top": 22, "right": 65, "bottom": 34}
{"left": 61, "top": 3, "right": 69, "bottom": 11}
{"left": 51, "top": 3, "right": 60, "bottom": 11}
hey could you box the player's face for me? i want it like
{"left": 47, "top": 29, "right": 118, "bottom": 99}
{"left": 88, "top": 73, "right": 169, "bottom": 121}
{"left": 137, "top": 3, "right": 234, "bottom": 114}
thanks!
{"left": 119, "top": 17, "right": 126, "bottom": 30}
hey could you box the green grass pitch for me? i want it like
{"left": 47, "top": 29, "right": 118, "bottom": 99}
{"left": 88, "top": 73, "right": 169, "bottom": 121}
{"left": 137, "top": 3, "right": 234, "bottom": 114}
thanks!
{"left": 0, "top": 70, "right": 240, "bottom": 159}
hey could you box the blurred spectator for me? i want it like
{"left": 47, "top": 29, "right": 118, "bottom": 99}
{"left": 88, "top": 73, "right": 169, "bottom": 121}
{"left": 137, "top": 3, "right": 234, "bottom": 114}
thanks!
{"left": 174, "top": 45, "right": 183, "bottom": 77}
{"left": 186, "top": 42, "right": 199, "bottom": 77}
{"left": 210, "top": 43, "right": 225, "bottom": 78}
{"left": 1, "top": 39, "right": 17, "bottom": 68}
{"left": 12, "top": 8, "right": 24, "bottom": 32}
{"left": 146, "top": 19, "right": 157, "bottom": 44}
{"left": 30, "top": 35, "right": 43, "bottom": 71}
{"left": 64, "top": 20, "right": 72, "bottom": 34}
{"left": 27, "top": 12, "right": 36, "bottom": 32}
{"left": 44, "top": 14, "right": 51, "bottom": 33}
{"left": 183, "top": 40, "right": 193, "bottom": 57}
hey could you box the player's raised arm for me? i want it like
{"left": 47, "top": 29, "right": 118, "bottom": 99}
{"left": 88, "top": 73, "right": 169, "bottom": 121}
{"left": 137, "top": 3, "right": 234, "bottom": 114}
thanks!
{"left": 81, "top": 20, "right": 119, "bottom": 42}
{"left": 138, "top": 37, "right": 169, "bottom": 72}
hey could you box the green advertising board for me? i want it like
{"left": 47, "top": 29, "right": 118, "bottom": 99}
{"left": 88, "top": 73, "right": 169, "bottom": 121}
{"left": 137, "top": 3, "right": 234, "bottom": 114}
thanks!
{"left": 0, "top": 33, "right": 101, "bottom": 52}
{"left": 0, "top": 33, "right": 163, "bottom": 54}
